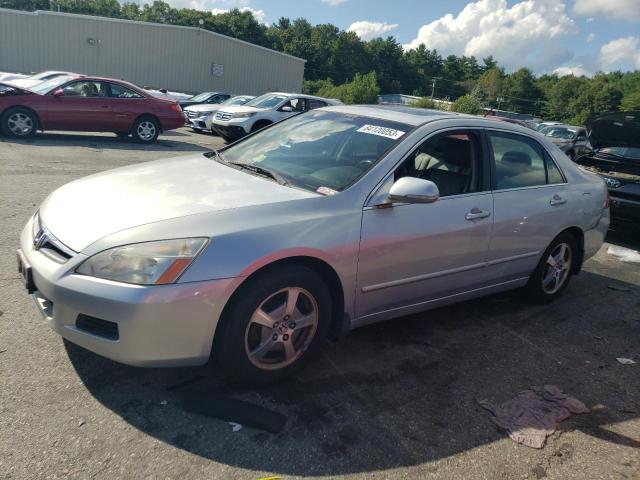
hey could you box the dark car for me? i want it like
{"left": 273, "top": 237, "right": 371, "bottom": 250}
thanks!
{"left": 178, "top": 91, "right": 231, "bottom": 109}
{"left": 539, "top": 124, "right": 591, "bottom": 160}
{"left": 0, "top": 75, "right": 185, "bottom": 143}
{"left": 577, "top": 111, "right": 640, "bottom": 228}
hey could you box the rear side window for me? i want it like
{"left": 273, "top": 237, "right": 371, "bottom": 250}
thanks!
{"left": 488, "top": 131, "right": 564, "bottom": 189}
{"left": 109, "top": 83, "right": 143, "bottom": 99}
{"left": 308, "top": 99, "right": 328, "bottom": 110}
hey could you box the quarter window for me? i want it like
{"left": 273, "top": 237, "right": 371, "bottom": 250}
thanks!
{"left": 489, "top": 132, "right": 563, "bottom": 189}
{"left": 394, "top": 131, "right": 482, "bottom": 197}
{"left": 109, "top": 83, "right": 143, "bottom": 98}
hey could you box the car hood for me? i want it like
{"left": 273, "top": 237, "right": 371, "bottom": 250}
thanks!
{"left": 217, "top": 105, "right": 263, "bottom": 115}
{"left": 185, "top": 104, "right": 223, "bottom": 114}
{"left": 587, "top": 111, "right": 640, "bottom": 150}
{"left": 39, "top": 154, "right": 317, "bottom": 252}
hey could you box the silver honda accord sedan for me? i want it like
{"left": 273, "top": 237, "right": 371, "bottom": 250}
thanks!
{"left": 17, "top": 106, "right": 610, "bottom": 383}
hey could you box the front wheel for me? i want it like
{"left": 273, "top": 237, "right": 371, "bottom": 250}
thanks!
{"left": 214, "top": 265, "right": 332, "bottom": 384}
{"left": 132, "top": 116, "right": 160, "bottom": 143}
{"left": 1, "top": 107, "right": 37, "bottom": 138}
{"left": 525, "top": 233, "right": 577, "bottom": 303}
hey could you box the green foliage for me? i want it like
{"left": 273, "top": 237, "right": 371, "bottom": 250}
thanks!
{"left": 410, "top": 97, "right": 449, "bottom": 111}
{"left": 313, "top": 72, "right": 380, "bottom": 104}
{"left": 3, "top": 0, "right": 639, "bottom": 122}
{"left": 451, "top": 94, "right": 483, "bottom": 115}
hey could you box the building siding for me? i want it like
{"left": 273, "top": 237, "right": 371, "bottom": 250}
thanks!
{"left": 0, "top": 9, "right": 305, "bottom": 95}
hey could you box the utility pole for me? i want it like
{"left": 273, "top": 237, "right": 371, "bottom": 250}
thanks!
{"left": 430, "top": 78, "right": 437, "bottom": 100}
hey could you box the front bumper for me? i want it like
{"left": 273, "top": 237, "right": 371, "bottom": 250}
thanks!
{"left": 18, "top": 218, "right": 238, "bottom": 367}
{"left": 212, "top": 124, "right": 247, "bottom": 140}
{"left": 610, "top": 192, "right": 640, "bottom": 226}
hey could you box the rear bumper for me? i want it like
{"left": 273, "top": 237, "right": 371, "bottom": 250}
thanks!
{"left": 583, "top": 208, "right": 610, "bottom": 261}
{"left": 18, "top": 219, "right": 238, "bottom": 367}
{"left": 160, "top": 114, "right": 186, "bottom": 132}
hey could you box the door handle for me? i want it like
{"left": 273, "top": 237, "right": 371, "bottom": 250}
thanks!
{"left": 550, "top": 194, "right": 567, "bottom": 206}
{"left": 465, "top": 208, "right": 491, "bottom": 220}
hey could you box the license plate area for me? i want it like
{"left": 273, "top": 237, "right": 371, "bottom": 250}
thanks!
{"left": 16, "top": 250, "right": 37, "bottom": 294}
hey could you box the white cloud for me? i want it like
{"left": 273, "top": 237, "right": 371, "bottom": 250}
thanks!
{"left": 599, "top": 36, "right": 640, "bottom": 69}
{"left": 211, "top": 6, "right": 267, "bottom": 24}
{"left": 347, "top": 21, "right": 399, "bottom": 41}
{"left": 586, "top": 33, "right": 595, "bottom": 43}
{"left": 574, "top": 0, "right": 640, "bottom": 21}
{"left": 585, "top": 17, "right": 594, "bottom": 22}
{"left": 166, "top": 0, "right": 250, "bottom": 9}
{"left": 553, "top": 65, "right": 591, "bottom": 76}
{"left": 403, "top": 0, "right": 576, "bottom": 72}
{"left": 321, "top": 0, "right": 348, "bottom": 5}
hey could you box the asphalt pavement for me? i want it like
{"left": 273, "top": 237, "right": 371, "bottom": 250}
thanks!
{"left": 1, "top": 129, "right": 638, "bottom": 479}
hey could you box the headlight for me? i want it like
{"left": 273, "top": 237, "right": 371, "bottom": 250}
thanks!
{"left": 232, "top": 112, "right": 256, "bottom": 119}
{"left": 76, "top": 238, "right": 208, "bottom": 285}
{"left": 603, "top": 176, "right": 622, "bottom": 189}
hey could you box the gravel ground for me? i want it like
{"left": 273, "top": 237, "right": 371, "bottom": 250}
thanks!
{"left": 1, "top": 129, "right": 639, "bottom": 480}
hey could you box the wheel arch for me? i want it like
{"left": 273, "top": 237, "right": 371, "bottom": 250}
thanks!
{"left": 1, "top": 105, "right": 42, "bottom": 131}
{"left": 558, "top": 226, "right": 585, "bottom": 273}
{"left": 213, "top": 255, "right": 347, "bottom": 352}
{"left": 251, "top": 119, "right": 272, "bottom": 132}
{"left": 132, "top": 113, "right": 162, "bottom": 133}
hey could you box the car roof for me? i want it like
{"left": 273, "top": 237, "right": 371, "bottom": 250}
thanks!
{"left": 320, "top": 105, "right": 459, "bottom": 126}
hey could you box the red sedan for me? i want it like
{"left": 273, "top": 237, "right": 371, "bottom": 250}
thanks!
{"left": 0, "top": 75, "right": 185, "bottom": 143}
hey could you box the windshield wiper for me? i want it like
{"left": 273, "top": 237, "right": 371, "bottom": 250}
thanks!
{"left": 229, "top": 162, "right": 289, "bottom": 186}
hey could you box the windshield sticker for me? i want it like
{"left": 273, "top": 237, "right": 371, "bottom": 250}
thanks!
{"left": 316, "top": 186, "right": 338, "bottom": 196}
{"left": 357, "top": 124, "right": 405, "bottom": 140}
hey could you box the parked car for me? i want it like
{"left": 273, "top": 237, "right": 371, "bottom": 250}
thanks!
{"left": 539, "top": 124, "right": 591, "bottom": 160}
{"left": 17, "top": 106, "right": 609, "bottom": 383}
{"left": 0, "top": 70, "right": 74, "bottom": 83}
{"left": 487, "top": 116, "right": 530, "bottom": 128}
{"left": 576, "top": 111, "right": 640, "bottom": 228}
{"left": 177, "top": 91, "right": 231, "bottom": 109}
{"left": 536, "top": 121, "right": 562, "bottom": 131}
{"left": 0, "top": 75, "right": 185, "bottom": 142}
{"left": 142, "top": 87, "right": 193, "bottom": 103}
{"left": 5, "top": 71, "right": 77, "bottom": 89}
{"left": 184, "top": 95, "right": 254, "bottom": 133}
{"left": 211, "top": 92, "right": 343, "bottom": 142}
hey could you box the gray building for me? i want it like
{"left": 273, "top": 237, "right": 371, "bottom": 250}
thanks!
{"left": 0, "top": 8, "right": 305, "bottom": 95}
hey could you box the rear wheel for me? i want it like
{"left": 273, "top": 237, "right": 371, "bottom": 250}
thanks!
{"left": 132, "top": 116, "right": 160, "bottom": 143}
{"left": 525, "top": 232, "right": 577, "bottom": 303}
{"left": 1, "top": 107, "right": 37, "bottom": 138}
{"left": 214, "top": 265, "right": 331, "bottom": 384}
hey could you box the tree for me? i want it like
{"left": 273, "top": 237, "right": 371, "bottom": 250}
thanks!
{"left": 477, "top": 68, "right": 505, "bottom": 107}
{"left": 451, "top": 94, "right": 482, "bottom": 115}
{"left": 504, "top": 68, "right": 541, "bottom": 114}
{"left": 621, "top": 90, "right": 640, "bottom": 110}
{"left": 314, "top": 72, "right": 380, "bottom": 104}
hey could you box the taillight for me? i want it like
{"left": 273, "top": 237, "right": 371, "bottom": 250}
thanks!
{"left": 604, "top": 191, "right": 611, "bottom": 209}
{"left": 170, "top": 103, "right": 182, "bottom": 113}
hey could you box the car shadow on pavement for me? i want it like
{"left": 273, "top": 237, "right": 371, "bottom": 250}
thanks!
{"left": 0, "top": 131, "right": 210, "bottom": 152}
{"left": 64, "top": 267, "right": 639, "bottom": 477}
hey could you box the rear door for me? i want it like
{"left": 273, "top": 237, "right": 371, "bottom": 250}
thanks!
{"left": 485, "top": 129, "right": 570, "bottom": 284}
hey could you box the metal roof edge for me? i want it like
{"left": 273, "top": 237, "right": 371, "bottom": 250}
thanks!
{"left": 0, "top": 8, "right": 307, "bottom": 64}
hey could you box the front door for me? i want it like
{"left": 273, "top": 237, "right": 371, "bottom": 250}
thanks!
{"left": 44, "top": 80, "right": 113, "bottom": 131}
{"left": 356, "top": 130, "right": 494, "bottom": 323}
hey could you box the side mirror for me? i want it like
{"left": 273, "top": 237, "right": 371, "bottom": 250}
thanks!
{"left": 280, "top": 105, "right": 294, "bottom": 112}
{"left": 52, "top": 88, "right": 64, "bottom": 97}
{"left": 388, "top": 177, "right": 439, "bottom": 204}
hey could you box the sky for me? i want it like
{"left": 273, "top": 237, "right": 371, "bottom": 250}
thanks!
{"left": 163, "top": 0, "right": 640, "bottom": 76}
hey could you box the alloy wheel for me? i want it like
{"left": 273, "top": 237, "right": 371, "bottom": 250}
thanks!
{"left": 8, "top": 113, "right": 33, "bottom": 136}
{"left": 244, "top": 287, "right": 319, "bottom": 370}
{"left": 542, "top": 242, "right": 572, "bottom": 294}
{"left": 136, "top": 121, "right": 156, "bottom": 141}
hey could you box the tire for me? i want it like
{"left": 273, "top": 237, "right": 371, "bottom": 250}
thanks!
{"left": 1, "top": 107, "right": 37, "bottom": 138}
{"left": 132, "top": 116, "right": 160, "bottom": 143}
{"left": 214, "top": 265, "right": 332, "bottom": 384}
{"left": 221, "top": 134, "right": 234, "bottom": 143}
{"left": 525, "top": 232, "right": 577, "bottom": 303}
{"left": 251, "top": 120, "right": 271, "bottom": 133}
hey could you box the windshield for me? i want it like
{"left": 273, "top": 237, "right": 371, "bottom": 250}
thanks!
{"left": 220, "top": 110, "right": 410, "bottom": 192}
{"left": 224, "top": 96, "right": 252, "bottom": 106}
{"left": 540, "top": 126, "right": 576, "bottom": 140}
{"left": 188, "top": 92, "right": 214, "bottom": 102}
{"left": 599, "top": 147, "right": 640, "bottom": 160}
{"left": 246, "top": 93, "right": 288, "bottom": 109}
{"left": 28, "top": 75, "right": 74, "bottom": 94}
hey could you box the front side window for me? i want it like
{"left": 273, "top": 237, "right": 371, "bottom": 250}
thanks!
{"left": 219, "top": 111, "right": 410, "bottom": 192}
{"left": 246, "top": 94, "right": 288, "bottom": 109}
{"left": 62, "top": 81, "right": 107, "bottom": 98}
{"left": 281, "top": 98, "right": 306, "bottom": 112}
{"left": 395, "top": 131, "right": 482, "bottom": 197}
{"left": 489, "top": 131, "right": 563, "bottom": 189}
{"left": 109, "top": 83, "right": 143, "bottom": 99}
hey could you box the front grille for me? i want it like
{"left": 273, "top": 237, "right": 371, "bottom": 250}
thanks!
{"left": 187, "top": 110, "right": 198, "bottom": 118}
{"left": 32, "top": 215, "right": 75, "bottom": 262}
{"left": 76, "top": 314, "right": 119, "bottom": 341}
{"left": 215, "top": 111, "right": 232, "bottom": 121}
